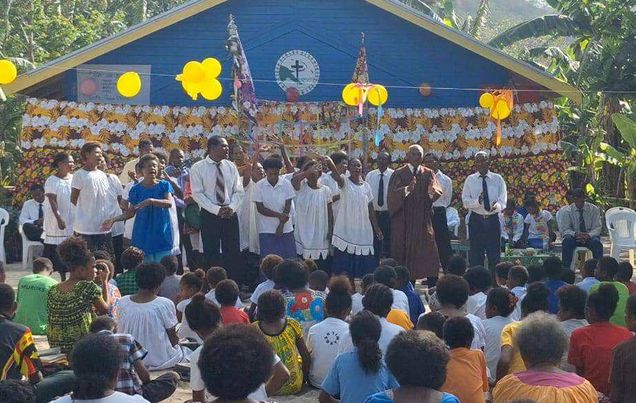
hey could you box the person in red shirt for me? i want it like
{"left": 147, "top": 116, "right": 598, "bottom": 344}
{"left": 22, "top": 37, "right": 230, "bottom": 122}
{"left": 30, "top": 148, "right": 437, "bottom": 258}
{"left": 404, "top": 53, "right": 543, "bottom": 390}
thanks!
{"left": 216, "top": 279, "right": 249, "bottom": 324}
{"left": 569, "top": 283, "right": 632, "bottom": 395}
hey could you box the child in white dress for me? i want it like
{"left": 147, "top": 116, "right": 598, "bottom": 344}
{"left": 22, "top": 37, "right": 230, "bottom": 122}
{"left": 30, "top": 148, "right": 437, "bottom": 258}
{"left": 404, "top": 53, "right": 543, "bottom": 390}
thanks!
{"left": 523, "top": 199, "right": 555, "bottom": 250}
{"left": 324, "top": 157, "right": 382, "bottom": 280}
{"left": 292, "top": 159, "right": 333, "bottom": 264}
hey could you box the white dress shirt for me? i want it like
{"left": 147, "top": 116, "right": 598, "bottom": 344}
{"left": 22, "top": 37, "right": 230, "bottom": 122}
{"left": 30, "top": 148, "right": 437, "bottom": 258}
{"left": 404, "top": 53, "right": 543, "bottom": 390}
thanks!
{"left": 432, "top": 170, "right": 452, "bottom": 208}
{"left": 557, "top": 202, "right": 602, "bottom": 237}
{"left": 365, "top": 168, "right": 394, "bottom": 212}
{"left": 462, "top": 171, "right": 507, "bottom": 216}
{"left": 189, "top": 157, "right": 244, "bottom": 216}
{"left": 19, "top": 199, "right": 43, "bottom": 225}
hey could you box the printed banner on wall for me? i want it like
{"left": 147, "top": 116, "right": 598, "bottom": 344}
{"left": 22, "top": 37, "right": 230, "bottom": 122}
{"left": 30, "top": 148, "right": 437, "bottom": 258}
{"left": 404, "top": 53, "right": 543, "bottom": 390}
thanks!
{"left": 77, "top": 64, "right": 151, "bottom": 105}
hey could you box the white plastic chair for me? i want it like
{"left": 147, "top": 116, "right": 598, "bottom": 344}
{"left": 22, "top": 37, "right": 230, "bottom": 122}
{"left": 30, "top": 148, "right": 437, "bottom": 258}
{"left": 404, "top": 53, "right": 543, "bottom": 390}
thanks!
{"left": 0, "top": 208, "right": 9, "bottom": 263}
{"left": 606, "top": 207, "right": 636, "bottom": 265}
{"left": 19, "top": 224, "right": 43, "bottom": 270}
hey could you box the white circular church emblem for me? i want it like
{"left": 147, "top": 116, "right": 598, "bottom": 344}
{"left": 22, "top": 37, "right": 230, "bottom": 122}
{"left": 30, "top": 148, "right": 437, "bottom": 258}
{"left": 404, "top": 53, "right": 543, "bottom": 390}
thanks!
{"left": 275, "top": 50, "right": 320, "bottom": 95}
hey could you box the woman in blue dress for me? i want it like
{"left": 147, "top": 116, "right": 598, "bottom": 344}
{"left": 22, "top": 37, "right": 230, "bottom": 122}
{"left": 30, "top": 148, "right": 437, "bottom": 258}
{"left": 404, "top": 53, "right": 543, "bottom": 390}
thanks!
{"left": 102, "top": 153, "right": 174, "bottom": 262}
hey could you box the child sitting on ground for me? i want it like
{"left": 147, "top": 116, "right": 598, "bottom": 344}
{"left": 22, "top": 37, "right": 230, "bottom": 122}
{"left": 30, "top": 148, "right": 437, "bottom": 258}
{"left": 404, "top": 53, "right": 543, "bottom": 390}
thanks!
{"left": 89, "top": 316, "right": 178, "bottom": 402}
{"left": 196, "top": 324, "right": 287, "bottom": 403}
{"left": 248, "top": 254, "right": 283, "bottom": 320}
{"left": 309, "top": 270, "right": 329, "bottom": 292}
{"left": 507, "top": 265, "right": 529, "bottom": 321}
{"left": 441, "top": 316, "right": 488, "bottom": 403}
{"left": 464, "top": 266, "right": 492, "bottom": 320}
{"left": 216, "top": 279, "right": 249, "bottom": 324}
{"left": 395, "top": 265, "right": 425, "bottom": 324}
{"left": 523, "top": 199, "right": 555, "bottom": 250}
{"left": 495, "top": 262, "right": 513, "bottom": 288}
{"left": 96, "top": 259, "right": 121, "bottom": 319}
{"left": 543, "top": 256, "right": 568, "bottom": 314}
{"left": 352, "top": 273, "right": 374, "bottom": 315}
{"left": 320, "top": 311, "right": 398, "bottom": 403}
{"left": 428, "top": 275, "right": 486, "bottom": 351}
{"left": 374, "top": 266, "right": 409, "bottom": 314}
{"left": 307, "top": 277, "right": 352, "bottom": 388}
{"left": 277, "top": 260, "right": 326, "bottom": 334}
{"left": 428, "top": 256, "right": 467, "bottom": 311}
{"left": 158, "top": 255, "right": 181, "bottom": 303}
{"left": 526, "top": 264, "right": 545, "bottom": 283}
{"left": 416, "top": 311, "right": 446, "bottom": 339}
{"left": 114, "top": 246, "right": 145, "bottom": 296}
{"left": 175, "top": 270, "right": 205, "bottom": 342}
{"left": 116, "top": 262, "right": 190, "bottom": 370}
{"left": 500, "top": 199, "right": 524, "bottom": 250}
{"left": 616, "top": 261, "right": 636, "bottom": 295}
{"left": 14, "top": 257, "right": 57, "bottom": 335}
{"left": 204, "top": 266, "right": 242, "bottom": 308}
{"left": 577, "top": 258, "right": 599, "bottom": 293}
{"left": 255, "top": 290, "right": 311, "bottom": 395}
{"left": 610, "top": 294, "right": 636, "bottom": 402}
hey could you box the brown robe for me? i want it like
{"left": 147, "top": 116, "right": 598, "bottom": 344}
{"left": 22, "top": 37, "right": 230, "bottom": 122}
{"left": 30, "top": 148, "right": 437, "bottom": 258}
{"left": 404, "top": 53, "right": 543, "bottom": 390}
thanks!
{"left": 387, "top": 164, "right": 442, "bottom": 279}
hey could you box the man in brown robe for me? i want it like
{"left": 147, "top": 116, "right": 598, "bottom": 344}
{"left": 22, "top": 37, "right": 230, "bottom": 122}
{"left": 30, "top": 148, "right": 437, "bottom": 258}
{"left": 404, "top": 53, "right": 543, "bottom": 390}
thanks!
{"left": 388, "top": 145, "right": 442, "bottom": 285}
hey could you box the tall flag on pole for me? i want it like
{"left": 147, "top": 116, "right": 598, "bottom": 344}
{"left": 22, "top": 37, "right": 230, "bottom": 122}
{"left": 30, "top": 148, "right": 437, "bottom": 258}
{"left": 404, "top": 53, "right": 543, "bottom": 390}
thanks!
{"left": 226, "top": 15, "right": 258, "bottom": 126}
{"left": 352, "top": 32, "right": 369, "bottom": 84}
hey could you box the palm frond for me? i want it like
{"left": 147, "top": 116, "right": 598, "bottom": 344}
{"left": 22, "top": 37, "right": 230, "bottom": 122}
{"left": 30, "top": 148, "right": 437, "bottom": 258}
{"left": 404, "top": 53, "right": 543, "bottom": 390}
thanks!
{"left": 488, "top": 14, "right": 580, "bottom": 48}
{"left": 469, "top": 0, "right": 490, "bottom": 38}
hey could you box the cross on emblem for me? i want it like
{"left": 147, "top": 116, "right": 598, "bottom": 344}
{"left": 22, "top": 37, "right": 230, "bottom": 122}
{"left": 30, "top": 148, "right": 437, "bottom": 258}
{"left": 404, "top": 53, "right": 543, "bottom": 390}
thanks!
{"left": 290, "top": 60, "right": 305, "bottom": 80}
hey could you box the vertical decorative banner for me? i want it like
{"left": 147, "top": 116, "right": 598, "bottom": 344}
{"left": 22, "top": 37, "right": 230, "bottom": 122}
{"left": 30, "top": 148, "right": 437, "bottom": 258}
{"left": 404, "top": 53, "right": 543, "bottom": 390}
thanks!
{"left": 226, "top": 15, "right": 258, "bottom": 125}
{"left": 352, "top": 32, "right": 369, "bottom": 85}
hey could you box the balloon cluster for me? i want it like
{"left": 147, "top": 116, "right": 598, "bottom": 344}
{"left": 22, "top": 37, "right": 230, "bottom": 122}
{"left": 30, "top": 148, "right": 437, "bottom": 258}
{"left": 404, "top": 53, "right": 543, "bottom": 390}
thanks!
{"left": 176, "top": 58, "right": 223, "bottom": 101}
{"left": 479, "top": 90, "right": 513, "bottom": 120}
{"left": 342, "top": 83, "right": 388, "bottom": 116}
{"left": 479, "top": 89, "right": 514, "bottom": 147}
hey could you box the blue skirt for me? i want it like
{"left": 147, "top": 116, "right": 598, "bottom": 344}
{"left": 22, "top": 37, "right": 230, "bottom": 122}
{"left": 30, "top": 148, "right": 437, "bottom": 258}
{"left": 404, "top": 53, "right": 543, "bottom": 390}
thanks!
{"left": 259, "top": 232, "right": 297, "bottom": 260}
{"left": 332, "top": 249, "right": 378, "bottom": 279}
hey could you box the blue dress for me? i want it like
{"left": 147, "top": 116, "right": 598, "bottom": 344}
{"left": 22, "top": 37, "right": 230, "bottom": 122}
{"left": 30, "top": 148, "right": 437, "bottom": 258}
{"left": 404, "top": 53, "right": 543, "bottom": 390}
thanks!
{"left": 128, "top": 180, "right": 174, "bottom": 255}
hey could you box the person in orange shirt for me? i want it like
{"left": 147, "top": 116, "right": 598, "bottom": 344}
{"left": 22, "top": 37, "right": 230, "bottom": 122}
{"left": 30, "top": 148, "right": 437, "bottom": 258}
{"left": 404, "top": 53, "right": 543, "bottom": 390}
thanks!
{"left": 216, "top": 279, "right": 249, "bottom": 324}
{"left": 441, "top": 316, "right": 488, "bottom": 403}
{"left": 387, "top": 308, "right": 414, "bottom": 330}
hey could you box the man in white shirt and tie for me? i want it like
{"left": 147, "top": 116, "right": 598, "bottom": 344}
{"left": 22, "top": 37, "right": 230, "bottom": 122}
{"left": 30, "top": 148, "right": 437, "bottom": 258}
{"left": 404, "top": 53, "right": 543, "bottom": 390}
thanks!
{"left": 190, "top": 136, "right": 245, "bottom": 284}
{"left": 424, "top": 152, "right": 453, "bottom": 271}
{"left": 19, "top": 184, "right": 46, "bottom": 242}
{"left": 557, "top": 187, "right": 603, "bottom": 269}
{"left": 366, "top": 151, "right": 394, "bottom": 258}
{"left": 462, "top": 151, "right": 507, "bottom": 273}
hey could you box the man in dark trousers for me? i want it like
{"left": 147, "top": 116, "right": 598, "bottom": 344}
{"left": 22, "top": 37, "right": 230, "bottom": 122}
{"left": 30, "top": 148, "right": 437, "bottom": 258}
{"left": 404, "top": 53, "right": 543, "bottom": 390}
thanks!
{"left": 424, "top": 153, "right": 453, "bottom": 272}
{"left": 462, "top": 151, "right": 507, "bottom": 275}
{"left": 190, "top": 136, "right": 245, "bottom": 284}
{"left": 366, "top": 151, "right": 394, "bottom": 259}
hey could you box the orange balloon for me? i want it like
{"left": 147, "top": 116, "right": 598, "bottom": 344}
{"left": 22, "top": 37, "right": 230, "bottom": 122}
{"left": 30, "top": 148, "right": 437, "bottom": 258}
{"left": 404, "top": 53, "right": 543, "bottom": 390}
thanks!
{"left": 419, "top": 83, "right": 432, "bottom": 97}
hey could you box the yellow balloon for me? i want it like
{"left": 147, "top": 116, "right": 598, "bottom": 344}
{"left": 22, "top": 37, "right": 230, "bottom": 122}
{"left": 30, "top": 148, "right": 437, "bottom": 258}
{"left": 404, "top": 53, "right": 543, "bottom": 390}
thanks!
{"left": 0, "top": 60, "right": 17, "bottom": 85}
{"left": 342, "top": 83, "right": 362, "bottom": 106}
{"left": 491, "top": 99, "right": 511, "bottom": 120}
{"left": 183, "top": 61, "right": 205, "bottom": 83}
{"left": 479, "top": 92, "right": 494, "bottom": 109}
{"left": 201, "top": 79, "right": 223, "bottom": 101}
{"left": 202, "top": 58, "right": 222, "bottom": 79}
{"left": 368, "top": 85, "right": 388, "bottom": 106}
{"left": 117, "top": 72, "right": 142, "bottom": 98}
{"left": 182, "top": 80, "right": 203, "bottom": 100}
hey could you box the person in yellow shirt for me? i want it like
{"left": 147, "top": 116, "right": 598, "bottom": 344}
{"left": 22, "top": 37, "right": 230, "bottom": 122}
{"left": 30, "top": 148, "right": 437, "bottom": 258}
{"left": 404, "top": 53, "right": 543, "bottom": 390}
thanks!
{"left": 441, "top": 316, "right": 488, "bottom": 403}
{"left": 496, "top": 282, "right": 549, "bottom": 382}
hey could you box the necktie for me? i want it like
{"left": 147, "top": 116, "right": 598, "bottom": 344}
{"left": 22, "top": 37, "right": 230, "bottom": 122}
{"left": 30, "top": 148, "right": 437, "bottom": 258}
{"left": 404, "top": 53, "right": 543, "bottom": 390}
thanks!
{"left": 378, "top": 173, "right": 384, "bottom": 207}
{"left": 38, "top": 203, "right": 43, "bottom": 220}
{"left": 578, "top": 209, "right": 586, "bottom": 232}
{"left": 413, "top": 166, "right": 418, "bottom": 177}
{"left": 215, "top": 162, "right": 226, "bottom": 205}
{"left": 481, "top": 175, "right": 491, "bottom": 212}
